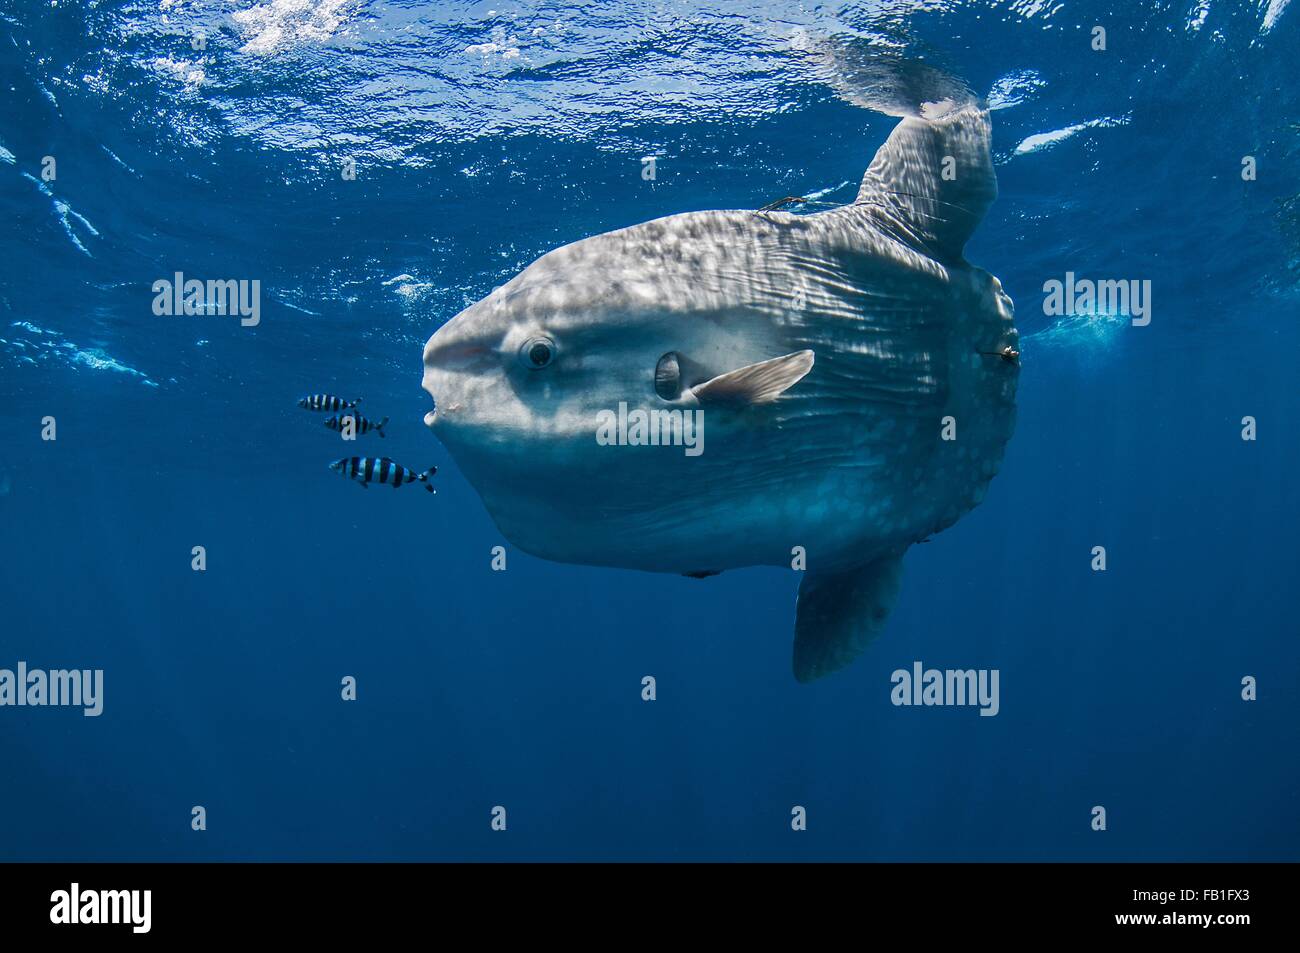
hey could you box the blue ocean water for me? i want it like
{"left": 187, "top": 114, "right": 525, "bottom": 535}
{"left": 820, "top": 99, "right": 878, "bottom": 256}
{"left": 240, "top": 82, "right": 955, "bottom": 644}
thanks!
{"left": 1, "top": 0, "right": 1296, "bottom": 862}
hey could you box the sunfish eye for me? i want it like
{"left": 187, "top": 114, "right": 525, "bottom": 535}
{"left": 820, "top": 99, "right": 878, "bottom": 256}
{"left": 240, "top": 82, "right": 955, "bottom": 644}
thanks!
{"left": 655, "top": 351, "right": 681, "bottom": 400}
{"left": 520, "top": 336, "right": 556, "bottom": 369}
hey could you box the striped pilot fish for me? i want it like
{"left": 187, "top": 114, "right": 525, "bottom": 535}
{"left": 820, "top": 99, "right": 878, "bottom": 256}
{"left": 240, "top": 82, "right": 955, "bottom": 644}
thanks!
{"left": 330, "top": 457, "right": 436, "bottom": 492}
{"left": 325, "top": 414, "right": 388, "bottom": 438}
{"left": 299, "top": 394, "right": 361, "bottom": 411}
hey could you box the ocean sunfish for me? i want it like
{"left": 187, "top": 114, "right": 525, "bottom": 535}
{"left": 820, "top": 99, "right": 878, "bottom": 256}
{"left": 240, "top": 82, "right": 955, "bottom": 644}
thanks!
{"left": 421, "top": 103, "right": 1018, "bottom": 682}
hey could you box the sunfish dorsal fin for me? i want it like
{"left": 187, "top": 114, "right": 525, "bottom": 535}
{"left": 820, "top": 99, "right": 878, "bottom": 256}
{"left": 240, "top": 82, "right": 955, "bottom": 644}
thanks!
{"left": 691, "top": 349, "right": 814, "bottom": 406}
{"left": 856, "top": 104, "right": 995, "bottom": 261}
{"left": 793, "top": 553, "right": 905, "bottom": 683}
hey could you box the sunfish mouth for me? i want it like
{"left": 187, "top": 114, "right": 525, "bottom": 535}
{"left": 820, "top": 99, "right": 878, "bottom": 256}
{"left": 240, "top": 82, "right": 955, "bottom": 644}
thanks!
{"left": 425, "top": 399, "right": 464, "bottom": 428}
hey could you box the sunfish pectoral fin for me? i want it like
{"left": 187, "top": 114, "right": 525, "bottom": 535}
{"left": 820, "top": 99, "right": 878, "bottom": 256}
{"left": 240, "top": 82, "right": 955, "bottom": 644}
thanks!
{"left": 690, "top": 349, "right": 814, "bottom": 406}
{"left": 857, "top": 104, "right": 995, "bottom": 261}
{"left": 792, "top": 552, "right": 905, "bottom": 683}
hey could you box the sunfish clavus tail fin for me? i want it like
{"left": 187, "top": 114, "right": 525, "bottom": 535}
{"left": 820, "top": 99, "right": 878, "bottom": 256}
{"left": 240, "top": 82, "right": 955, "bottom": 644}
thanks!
{"left": 857, "top": 104, "right": 995, "bottom": 263}
{"left": 793, "top": 552, "right": 906, "bottom": 683}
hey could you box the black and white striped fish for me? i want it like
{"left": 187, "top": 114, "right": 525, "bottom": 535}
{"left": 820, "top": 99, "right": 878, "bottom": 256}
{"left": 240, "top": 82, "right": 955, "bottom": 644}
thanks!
{"left": 299, "top": 394, "right": 361, "bottom": 412}
{"left": 325, "top": 414, "right": 388, "bottom": 438}
{"left": 330, "top": 457, "right": 436, "bottom": 492}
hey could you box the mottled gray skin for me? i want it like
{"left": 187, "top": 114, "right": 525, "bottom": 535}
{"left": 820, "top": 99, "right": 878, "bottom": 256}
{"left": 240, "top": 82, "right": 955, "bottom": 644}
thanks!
{"left": 423, "top": 104, "right": 1019, "bottom": 681}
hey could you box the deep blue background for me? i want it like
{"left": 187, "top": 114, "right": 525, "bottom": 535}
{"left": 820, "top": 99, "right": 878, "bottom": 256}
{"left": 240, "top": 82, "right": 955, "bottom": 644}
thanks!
{"left": 1, "top": 0, "right": 1297, "bottom": 860}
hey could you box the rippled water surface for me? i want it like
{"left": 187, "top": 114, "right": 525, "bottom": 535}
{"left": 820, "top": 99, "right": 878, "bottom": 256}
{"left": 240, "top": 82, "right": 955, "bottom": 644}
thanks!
{"left": 1, "top": 1, "right": 1297, "bottom": 860}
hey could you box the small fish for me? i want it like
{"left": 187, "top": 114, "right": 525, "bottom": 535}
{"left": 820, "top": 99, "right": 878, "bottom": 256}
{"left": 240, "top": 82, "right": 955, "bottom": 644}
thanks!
{"left": 299, "top": 394, "right": 361, "bottom": 411}
{"left": 330, "top": 457, "right": 436, "bottom": 493}
{"left": 325, "top": 414, "right": 388, "bottom": 438}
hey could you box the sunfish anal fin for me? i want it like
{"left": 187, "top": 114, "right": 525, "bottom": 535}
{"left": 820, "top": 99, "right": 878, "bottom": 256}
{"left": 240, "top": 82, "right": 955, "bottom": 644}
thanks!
{"left": 793, "top": 552, "right": 905, "bottom": 683}
{"left": 691, "top": 349, "right": 814, "bottom": 406}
